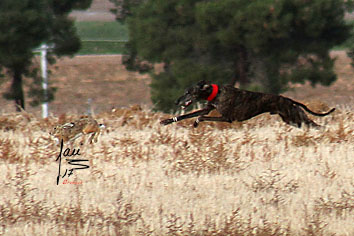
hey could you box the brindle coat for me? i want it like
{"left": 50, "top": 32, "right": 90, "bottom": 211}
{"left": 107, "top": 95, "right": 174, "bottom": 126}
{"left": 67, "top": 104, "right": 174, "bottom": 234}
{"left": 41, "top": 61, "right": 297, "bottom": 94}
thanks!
{"left": 160, "top": 81, "right": 335, "bottom": 128}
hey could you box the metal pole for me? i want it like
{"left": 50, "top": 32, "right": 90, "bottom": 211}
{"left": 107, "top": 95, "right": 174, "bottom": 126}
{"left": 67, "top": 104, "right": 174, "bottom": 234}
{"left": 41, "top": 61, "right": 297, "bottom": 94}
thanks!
{"left": 41, "top": 44, "right": 48, "bottom": 118}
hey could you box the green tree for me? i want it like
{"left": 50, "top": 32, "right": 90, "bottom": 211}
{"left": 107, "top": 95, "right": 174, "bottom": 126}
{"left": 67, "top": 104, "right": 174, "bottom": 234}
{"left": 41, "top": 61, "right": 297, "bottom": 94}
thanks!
{"left": 0, "top": 0, "right": 92, "bottom": 111}
{"left": 116, "top": 0, "right": 353, "bottom": 112}
{"left": 345, "top": 20, "right": 354, "bottom": 67}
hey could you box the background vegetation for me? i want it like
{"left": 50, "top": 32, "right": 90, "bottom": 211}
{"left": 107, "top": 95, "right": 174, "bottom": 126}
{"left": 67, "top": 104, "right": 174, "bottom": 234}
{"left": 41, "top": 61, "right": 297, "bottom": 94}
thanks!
{"left": 2, "top": 0, "right": 354, "bottom": 113}
{"left": 110, "top": 0, "right": 354, "bottom": 112}
{"left": 0, "top": 0, "right": 93, "bottom": 111}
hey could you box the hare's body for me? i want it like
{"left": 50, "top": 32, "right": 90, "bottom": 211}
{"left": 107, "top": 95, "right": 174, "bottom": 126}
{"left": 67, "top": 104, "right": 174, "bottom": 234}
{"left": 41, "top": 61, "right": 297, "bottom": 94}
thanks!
{"left": 50, "top": 117, "right": 102, "bottom": 144}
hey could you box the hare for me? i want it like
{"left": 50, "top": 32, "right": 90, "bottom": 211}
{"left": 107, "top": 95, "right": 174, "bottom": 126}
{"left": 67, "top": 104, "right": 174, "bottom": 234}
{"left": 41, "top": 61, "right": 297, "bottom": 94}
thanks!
{"left": 50, "top": 116, "right": 104, "bottom": 144}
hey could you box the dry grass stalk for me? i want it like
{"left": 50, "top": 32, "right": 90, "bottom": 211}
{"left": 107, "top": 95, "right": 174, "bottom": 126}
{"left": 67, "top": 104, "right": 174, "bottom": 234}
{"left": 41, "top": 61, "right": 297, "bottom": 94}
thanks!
{"left": 0, "top": 106, "right": 353, "bottom": 235}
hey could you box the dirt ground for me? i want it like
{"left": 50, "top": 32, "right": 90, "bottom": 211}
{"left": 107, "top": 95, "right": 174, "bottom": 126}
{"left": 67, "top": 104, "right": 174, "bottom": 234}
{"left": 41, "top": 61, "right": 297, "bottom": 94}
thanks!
{"left": 0, "top": 55, "right": 151, "bottom": 116}
{"left": 0, "top": 51, "right": 353, "bottom": 117}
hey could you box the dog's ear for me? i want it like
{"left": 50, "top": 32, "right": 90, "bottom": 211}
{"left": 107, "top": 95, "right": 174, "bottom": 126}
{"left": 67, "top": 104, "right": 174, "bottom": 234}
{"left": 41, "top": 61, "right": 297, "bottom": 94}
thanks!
{"left": 197, "top": 80, "right": 210, "bottom": 90}
{"left": 197, "top": 80, "right": 206, "bottom": 87}
{"left": 202, "top": 84, "right": 210, "bottom": 90}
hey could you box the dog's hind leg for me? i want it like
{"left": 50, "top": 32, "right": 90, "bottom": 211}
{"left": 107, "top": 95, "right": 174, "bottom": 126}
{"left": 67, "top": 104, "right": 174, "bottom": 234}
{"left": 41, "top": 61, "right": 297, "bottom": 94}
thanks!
{"left": 301, "top": 115, "right": 321, "bottom": 129}
{"left": 295, "top": 107, "right": 321, "bottom": 128}
{"left": 194, "top": 116, "right": 232, "bottom": 127}
{"left": 279, "top": 109, "right": 320, "bottom": 129}
{"left": 279, "top": 114, "right": 301, "bottom": 128}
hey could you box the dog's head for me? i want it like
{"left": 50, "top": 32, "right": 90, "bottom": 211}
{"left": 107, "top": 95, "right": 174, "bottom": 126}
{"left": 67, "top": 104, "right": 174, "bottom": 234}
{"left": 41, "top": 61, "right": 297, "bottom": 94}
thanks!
{"left": 175, "top": 80, "right": 217, "bottom": 109}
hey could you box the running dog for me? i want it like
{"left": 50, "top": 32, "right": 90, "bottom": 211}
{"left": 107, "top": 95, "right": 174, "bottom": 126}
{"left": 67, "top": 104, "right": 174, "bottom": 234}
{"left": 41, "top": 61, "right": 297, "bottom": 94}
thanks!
{"left": 160, "top": 80, "right": 335, "bottom": 128}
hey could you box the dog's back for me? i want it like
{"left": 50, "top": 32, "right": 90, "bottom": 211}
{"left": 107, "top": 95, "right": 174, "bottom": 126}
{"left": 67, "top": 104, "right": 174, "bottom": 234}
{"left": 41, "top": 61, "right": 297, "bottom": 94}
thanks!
{"left": 215, "top": 85, "right": 281, "bottom": 121}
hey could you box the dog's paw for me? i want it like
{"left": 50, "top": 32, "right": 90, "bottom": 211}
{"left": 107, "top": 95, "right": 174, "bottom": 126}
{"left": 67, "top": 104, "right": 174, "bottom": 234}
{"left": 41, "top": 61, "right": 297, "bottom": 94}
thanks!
{"left": 160, "top": 119, "right": 173, "bottom": 125}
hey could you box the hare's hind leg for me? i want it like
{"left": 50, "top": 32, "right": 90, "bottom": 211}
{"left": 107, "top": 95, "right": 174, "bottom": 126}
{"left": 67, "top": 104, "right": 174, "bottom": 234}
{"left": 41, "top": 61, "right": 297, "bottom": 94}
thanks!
{"left": 86, "top": 129, "right": 98, "bottom": 144}
{"left": 89, "top": 129, "right": 100, "bottom": 144}
{"left": 94, "top": 129, "right": 100, "bottom": 143}
{"left": 67, "top": 133, "right": 84, "bottom": 145}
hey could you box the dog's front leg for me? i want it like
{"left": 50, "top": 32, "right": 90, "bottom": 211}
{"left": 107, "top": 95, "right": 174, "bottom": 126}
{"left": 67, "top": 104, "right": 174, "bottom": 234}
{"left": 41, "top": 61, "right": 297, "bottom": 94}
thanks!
{"left": 160, "top": 106, "right": 213, "bottom": 125}
{"left": 194, "top": 116, "right": 232, "bottom": 127}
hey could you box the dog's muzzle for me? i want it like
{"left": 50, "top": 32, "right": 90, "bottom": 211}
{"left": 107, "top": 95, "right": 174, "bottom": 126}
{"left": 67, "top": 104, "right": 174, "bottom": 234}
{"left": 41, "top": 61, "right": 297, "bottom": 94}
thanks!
{"left": 176, "top": 96, "right": 193, "bottom": 109}
{"left": 181, "top": 100, "right": 192, "bottom": 109}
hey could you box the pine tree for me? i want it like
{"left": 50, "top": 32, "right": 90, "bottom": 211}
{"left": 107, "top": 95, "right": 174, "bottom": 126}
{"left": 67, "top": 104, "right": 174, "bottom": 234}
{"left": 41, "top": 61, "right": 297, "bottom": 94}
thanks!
{"left": 0, "top": 0, "right": 92, "bottom": 111}
{"left": 115, "top": 0, "right": 353, "bottom": 112}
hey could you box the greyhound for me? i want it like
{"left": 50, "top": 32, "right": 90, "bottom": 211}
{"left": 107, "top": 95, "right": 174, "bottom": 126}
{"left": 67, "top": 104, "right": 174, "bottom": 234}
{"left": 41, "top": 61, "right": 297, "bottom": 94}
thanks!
{"left": 160, "top": 80, "right": 335, "bottom": 128}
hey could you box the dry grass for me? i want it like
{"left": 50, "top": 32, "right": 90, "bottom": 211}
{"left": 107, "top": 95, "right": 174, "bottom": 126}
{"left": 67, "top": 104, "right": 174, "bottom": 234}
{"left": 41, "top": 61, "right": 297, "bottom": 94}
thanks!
{"left": 0, "top": 105, "right": 353, "bottom": 236}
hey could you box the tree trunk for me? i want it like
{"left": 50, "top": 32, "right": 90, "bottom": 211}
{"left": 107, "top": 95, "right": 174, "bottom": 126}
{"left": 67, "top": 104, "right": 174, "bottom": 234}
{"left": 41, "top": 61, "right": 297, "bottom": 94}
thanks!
{"left": 11, "top": 70, "right": 25, "bottom": 111}
{"left": 231, "top": 47, "right": 250, "bottom": 87}
{"left": 264, "top": 60, "right": 282, "bottom": 94}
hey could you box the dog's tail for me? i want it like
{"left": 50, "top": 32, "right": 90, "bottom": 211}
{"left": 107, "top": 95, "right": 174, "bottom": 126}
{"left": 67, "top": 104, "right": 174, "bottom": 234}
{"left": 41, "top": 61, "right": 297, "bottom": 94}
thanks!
{"left": 292, "top": 101, "right": 335, "bottom": 116}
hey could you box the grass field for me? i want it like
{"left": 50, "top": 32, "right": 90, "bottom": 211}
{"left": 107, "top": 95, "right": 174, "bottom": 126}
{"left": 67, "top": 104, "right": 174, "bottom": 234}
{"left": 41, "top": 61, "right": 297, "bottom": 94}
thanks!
{"left": 75, "top": 21, "right": 128, "bottom": 54}
{"left": 0, "top": 105, "right": 353, "bottom": 235}
{"left": 75, "top": 21, "right": 128, "bottom": 40}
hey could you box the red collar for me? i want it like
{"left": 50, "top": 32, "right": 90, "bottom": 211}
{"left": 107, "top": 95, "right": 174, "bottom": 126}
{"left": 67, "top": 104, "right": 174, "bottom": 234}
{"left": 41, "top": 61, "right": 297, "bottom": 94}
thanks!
{"left": 207, "top": 84, "right": 218, "bottom": 101}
